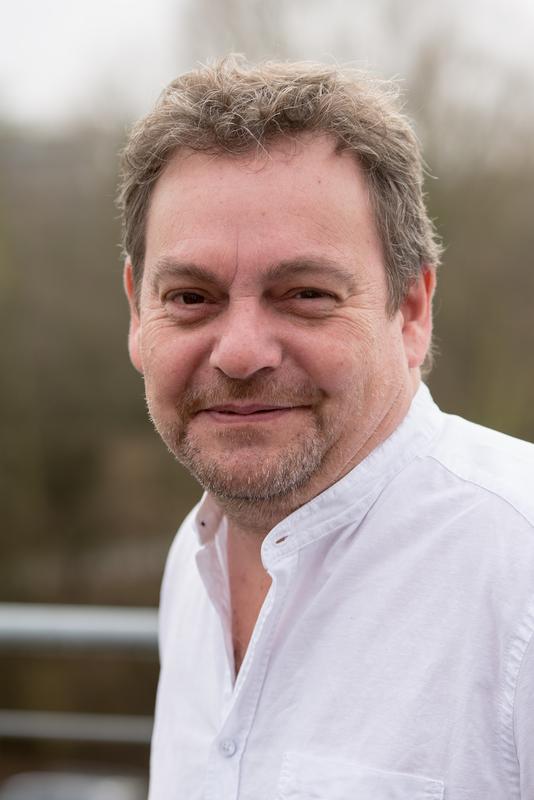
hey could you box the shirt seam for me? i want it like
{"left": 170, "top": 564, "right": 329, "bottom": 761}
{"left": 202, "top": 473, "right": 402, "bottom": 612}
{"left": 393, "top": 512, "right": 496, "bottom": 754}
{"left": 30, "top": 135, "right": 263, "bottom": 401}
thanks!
{"left": 500, "top": 595, "right": 534, "bottom": 800}
{"left": 425, "top": 453, "right": 534, "bottom": 530}
{"left": 423, "top": 452, "right": 534, "bottom": 799}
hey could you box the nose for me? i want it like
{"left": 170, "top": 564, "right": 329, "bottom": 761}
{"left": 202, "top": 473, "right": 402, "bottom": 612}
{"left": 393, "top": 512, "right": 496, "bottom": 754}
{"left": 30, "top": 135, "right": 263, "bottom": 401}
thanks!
{"left": 209, "top": 300, "right": 283, "bottom": 380}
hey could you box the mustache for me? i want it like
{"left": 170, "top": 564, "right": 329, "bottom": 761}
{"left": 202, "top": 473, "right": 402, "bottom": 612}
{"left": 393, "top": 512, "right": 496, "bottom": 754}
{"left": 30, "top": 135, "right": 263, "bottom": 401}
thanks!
{"left": 176, "top": 376, "right": 324, "bottom": 416}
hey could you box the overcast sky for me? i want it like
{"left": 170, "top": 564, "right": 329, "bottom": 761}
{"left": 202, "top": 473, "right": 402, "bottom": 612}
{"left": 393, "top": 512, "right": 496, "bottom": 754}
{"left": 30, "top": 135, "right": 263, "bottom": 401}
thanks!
{"left": 0, "top": 0, "right": 180, "bottom": 126}
{"left": 1, "top": 0, "right": 533, "bottom": 129}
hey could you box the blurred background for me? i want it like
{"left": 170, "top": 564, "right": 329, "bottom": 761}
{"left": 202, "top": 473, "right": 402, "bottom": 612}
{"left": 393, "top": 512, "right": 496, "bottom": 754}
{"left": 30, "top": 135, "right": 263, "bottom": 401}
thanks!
{"left": 1, "top": 0, "right": 533, "bottom": 791}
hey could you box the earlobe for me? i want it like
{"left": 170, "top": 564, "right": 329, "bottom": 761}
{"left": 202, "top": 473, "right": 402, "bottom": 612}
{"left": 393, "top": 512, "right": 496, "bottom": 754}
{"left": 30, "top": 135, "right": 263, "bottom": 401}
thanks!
{"left": 123, "top": 259, "right": 144, "bottom": 375}
{"left": 401, "top": 267, "right": 436, "bottom": 370}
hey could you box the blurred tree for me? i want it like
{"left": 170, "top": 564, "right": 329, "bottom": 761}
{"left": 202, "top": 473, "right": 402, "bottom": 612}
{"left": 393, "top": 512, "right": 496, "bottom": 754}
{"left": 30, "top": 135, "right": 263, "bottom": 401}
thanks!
{"left": 0, "top": 127, "right": 200, "bottom": 604}
{"left": 182, "top": 0, "right": 294, "bottom": 62}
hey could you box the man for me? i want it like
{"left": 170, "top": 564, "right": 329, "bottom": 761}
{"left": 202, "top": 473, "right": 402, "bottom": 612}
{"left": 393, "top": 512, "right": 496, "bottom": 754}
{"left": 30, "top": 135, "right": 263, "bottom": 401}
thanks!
{"left": 119, "top": 57, "right": 534, "bottom": 799}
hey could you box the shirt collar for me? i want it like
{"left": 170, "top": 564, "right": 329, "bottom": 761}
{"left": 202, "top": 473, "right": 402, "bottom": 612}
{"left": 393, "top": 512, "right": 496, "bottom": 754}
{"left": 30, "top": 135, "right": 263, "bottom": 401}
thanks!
{"left": 192, "top": 383, "right": 444, "bottom": 559}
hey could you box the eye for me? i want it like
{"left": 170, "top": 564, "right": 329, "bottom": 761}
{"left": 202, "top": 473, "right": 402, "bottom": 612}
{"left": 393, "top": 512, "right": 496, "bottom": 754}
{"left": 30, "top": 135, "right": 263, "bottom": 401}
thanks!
{"left": 162, "top": 289, "right": 218, "bottom": 323}
{"left": 277, "top": 286, "right": 339, "bottom": 318}
{"left": 293, "top": 288, "right": 333, "bottom": 300}
{"left": 169, "top": 291, "right": 206, "bottom": 305}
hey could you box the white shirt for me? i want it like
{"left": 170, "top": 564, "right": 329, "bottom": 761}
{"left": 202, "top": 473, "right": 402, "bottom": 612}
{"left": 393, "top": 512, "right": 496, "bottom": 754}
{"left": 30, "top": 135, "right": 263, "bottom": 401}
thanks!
{"left": 149, "top": 384, "right": 534, "bottom": 800}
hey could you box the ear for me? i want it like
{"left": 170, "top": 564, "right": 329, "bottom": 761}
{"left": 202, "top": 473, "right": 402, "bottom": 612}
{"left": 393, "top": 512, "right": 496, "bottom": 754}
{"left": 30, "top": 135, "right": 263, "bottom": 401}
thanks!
{"left": 400, "top": 266, "right": 436, "bottom": 370}
{"left": 123, "top": 258, "right": 144, "bottom": 374}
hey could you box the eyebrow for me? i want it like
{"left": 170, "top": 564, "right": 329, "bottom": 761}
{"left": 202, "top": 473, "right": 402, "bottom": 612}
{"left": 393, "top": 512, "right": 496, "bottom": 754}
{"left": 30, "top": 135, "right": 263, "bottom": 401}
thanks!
{"left": 264, "top": 259, "right": 359, "bottom": 293}
{"left": 150, "top": 255, "right": 359, "bottom": 294}
{"left": 150, "top": 258, "right": 222, "bottom": 293}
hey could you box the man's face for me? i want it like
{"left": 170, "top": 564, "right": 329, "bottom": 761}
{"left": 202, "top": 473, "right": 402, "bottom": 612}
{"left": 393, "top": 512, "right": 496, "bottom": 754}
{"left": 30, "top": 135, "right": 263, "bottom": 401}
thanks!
{"left": 126, "top": 135, "right": 431, "bottom": 505}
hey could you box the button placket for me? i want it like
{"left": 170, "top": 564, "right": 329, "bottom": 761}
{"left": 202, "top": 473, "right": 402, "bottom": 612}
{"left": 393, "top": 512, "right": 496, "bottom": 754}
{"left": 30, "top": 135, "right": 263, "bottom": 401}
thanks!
{"left": 207, "top": 551, "right": 297, "bottom": 799}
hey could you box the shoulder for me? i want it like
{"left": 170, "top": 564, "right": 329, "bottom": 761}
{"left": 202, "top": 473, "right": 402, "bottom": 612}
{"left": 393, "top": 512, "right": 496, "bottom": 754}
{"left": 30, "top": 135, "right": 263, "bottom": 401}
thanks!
{"left": 426, "top": 411, "right": 534, "bottom": 527}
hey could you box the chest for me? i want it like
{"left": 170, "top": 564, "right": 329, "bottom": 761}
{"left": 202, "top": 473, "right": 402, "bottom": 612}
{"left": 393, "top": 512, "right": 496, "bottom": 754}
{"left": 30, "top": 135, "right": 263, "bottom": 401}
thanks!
{"left": 229, "top": 568, "right": 270, "bottom": 674}
{"left": 152, "top": 504, "right": 530, "bottom": 800}
{"left": 153, "top": 559, "right": 513, "bottom": 800}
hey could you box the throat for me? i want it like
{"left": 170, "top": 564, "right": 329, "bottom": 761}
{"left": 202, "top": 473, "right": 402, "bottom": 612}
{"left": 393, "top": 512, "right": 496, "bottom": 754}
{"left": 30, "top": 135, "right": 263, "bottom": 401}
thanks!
{"left": 227, "top": 523, "right": 272, "bottom": 676}
{"left": 230, "top": 570, "right": 271, "bottom": 675}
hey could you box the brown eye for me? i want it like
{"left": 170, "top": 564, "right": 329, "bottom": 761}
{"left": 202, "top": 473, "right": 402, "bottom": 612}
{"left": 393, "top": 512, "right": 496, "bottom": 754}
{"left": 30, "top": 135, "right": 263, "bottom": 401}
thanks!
{"left": 163, "top": 289, "right": 218, "bottom": 323}
{"left": 294, "top": 289, "right": 329, "bottom": 299}
{"left": 165, "top": 291, "right": 206, "bottom": 305}
{"left": 180, "top": 292, "right": 205, "bottom": 304}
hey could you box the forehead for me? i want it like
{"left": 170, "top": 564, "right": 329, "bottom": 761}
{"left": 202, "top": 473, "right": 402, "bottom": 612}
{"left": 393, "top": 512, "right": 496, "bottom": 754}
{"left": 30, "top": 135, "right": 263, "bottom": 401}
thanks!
{"left": 143, "top": 134, "right": 385, "bottom": 285}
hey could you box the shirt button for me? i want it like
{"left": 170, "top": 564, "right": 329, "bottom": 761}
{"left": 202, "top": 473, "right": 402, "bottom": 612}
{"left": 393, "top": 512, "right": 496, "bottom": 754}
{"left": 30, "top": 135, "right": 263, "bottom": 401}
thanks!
{"left": 219, "top": 738, "right": 237, "bottom": 758}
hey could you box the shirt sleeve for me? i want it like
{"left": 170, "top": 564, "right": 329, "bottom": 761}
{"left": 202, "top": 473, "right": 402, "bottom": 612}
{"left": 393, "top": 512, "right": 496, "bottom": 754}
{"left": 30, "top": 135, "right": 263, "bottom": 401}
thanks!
{"left": 515, "top": 608, "right": 534, "bottom": 799}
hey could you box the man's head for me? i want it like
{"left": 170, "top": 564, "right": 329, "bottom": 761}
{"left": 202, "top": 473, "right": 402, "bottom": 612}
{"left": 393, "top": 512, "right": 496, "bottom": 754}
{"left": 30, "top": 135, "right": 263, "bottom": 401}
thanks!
{"left": 119, "top": 57, "right": 439, "bottom": 517}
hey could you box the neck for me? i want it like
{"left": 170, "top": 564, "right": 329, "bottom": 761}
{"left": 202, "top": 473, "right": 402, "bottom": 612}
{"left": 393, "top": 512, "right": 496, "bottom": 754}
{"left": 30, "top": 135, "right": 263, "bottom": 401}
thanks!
{"left": 226, "top": 513, "right": 273, "bottom": 675}
{"left": 218, "top": 491, "right": 305, "bottom": 540}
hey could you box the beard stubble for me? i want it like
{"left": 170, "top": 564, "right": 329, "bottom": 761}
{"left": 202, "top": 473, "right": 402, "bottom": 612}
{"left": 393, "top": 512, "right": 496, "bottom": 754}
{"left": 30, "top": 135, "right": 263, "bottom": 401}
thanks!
{"left": 148, "top": 374, "right": 337, "bottom": 505}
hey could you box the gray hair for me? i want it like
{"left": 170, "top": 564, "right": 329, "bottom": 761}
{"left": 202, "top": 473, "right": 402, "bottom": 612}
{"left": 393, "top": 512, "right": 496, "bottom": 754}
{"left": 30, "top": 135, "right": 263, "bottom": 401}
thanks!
{"left": 117, "top": 55, "right": 441, "bottom": 315}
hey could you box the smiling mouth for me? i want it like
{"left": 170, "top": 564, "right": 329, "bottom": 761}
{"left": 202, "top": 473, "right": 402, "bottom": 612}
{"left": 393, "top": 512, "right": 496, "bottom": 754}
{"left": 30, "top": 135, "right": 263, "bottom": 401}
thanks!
{"left": 208, "top": 404, "right": 291, "bottom": 414}
{"left": 198, "top": 404, "right": 307, "bottom": 422}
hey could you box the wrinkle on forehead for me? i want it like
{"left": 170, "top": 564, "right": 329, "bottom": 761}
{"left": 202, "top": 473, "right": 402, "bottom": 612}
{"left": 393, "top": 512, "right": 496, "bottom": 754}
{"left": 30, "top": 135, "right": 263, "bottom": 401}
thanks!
{"left": 144, "top": 133, "right": 385, "bottom": 295}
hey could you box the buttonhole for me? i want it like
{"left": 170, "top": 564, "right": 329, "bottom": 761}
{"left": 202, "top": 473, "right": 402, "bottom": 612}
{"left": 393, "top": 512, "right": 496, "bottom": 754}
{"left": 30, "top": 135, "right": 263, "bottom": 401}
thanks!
{"left": 275, "top": 536, "right": 287, "bottom": 545}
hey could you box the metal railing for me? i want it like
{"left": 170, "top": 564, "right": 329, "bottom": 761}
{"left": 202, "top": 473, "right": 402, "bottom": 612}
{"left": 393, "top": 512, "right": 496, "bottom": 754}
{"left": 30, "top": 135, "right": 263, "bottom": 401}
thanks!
{"left": 0, "top": 603, "right": 158, "bottom": 744}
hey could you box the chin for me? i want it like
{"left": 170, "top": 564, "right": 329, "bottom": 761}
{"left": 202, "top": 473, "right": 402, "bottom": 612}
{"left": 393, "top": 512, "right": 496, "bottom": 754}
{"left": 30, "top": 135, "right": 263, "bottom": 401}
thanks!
{"left": 175, "top": 434, "right": 327, "bottom": 504}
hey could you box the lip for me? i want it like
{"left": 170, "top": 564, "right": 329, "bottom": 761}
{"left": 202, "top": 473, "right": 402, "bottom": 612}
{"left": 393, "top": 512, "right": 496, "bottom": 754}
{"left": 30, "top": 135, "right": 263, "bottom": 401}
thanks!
{"left": 196, "top": 404, "right": 308, "bottom": 423}
{"left": 206, "top": 404, "right": 293, "bottom": 414}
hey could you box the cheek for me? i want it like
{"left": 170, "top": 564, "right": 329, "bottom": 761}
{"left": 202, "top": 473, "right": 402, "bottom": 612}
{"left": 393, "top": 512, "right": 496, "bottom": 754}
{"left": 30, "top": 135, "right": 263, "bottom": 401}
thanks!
{"left": 140, "top": 332, "right": 198, "bottom": 402}
{"left": 296, "top": 340, "right": 364, "bottom": 397}
{"left": 297, "top": 312, "right": 390, "bottom": 383}
{"left": 298, "top": 323, "right": 403, "bottom": 400}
